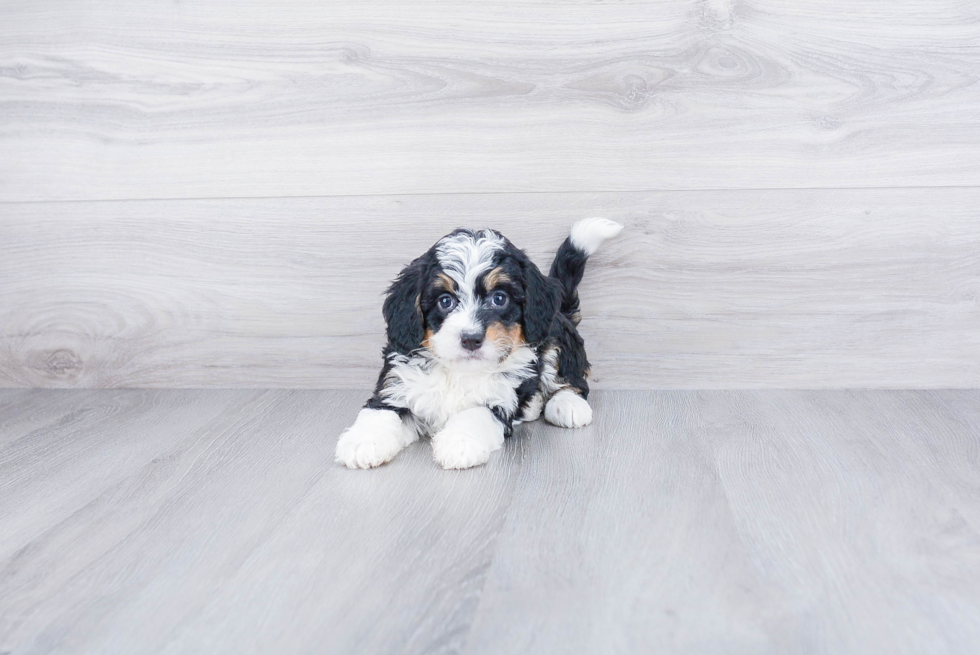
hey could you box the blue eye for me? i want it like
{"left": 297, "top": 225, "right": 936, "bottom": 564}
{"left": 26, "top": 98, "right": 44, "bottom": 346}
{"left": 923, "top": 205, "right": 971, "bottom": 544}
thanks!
{"left": 438, "top": 294, "right": 457, "bottom": 311}
{"left": 491, "top": 291, "right": 509, "bottom": 307}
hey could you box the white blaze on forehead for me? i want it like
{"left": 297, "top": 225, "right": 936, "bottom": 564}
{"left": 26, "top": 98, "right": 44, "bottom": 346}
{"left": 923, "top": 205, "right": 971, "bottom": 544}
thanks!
{"left": 435, "top": 230, "right": 505, "bottom": 302}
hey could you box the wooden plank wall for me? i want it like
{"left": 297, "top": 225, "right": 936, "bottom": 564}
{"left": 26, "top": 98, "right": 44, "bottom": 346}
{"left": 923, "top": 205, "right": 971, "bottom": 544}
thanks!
{"left": 1, "top": 1, "right": 979, "bottom": 388}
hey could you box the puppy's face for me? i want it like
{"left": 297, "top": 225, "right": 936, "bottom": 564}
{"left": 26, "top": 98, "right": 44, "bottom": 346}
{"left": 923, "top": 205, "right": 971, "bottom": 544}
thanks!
{"left": 383, "top": 229, "right": 559, "bottom": 367}
{"left": 422, "top": 235, "right": 525, "bottom": 367}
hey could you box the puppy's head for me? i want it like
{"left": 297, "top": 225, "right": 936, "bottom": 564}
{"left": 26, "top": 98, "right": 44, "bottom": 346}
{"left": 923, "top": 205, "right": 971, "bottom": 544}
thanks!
{"left": 383, "top": 229, "right": 559, "bottom": 367}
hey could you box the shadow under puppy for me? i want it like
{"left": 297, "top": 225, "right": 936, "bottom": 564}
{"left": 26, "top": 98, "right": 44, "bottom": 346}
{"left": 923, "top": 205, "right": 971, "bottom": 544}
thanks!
{"left": 336, "top": 218, "right": 623, "bottom": 470}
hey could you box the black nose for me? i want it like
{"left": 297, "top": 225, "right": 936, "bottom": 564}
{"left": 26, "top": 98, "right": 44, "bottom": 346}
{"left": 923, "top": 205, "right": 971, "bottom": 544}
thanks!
{"left": 460, "top": 333, "right": 484, "bottom": 352}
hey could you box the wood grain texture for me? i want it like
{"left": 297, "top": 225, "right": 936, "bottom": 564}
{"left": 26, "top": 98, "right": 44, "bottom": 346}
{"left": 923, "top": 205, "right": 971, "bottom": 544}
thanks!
{"left": 2, "top": 188, "right": 979, "bottom": 389}
{"left": 2, "top": 1, "right": 979, "bottom": 201}
{"left": 2, "top": 389, "right": 980, "bottom": 654}
{"left": 0, "top": 389, "right": 527, "bottom": 655}
{"left": 466, "top": 390, "right": 980, "bottom": 654}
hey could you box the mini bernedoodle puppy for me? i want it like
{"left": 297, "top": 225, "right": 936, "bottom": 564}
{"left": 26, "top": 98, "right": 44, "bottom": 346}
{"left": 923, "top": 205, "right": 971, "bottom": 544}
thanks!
{"left": 336, "top": 217, "right": 623, "bottom": 470}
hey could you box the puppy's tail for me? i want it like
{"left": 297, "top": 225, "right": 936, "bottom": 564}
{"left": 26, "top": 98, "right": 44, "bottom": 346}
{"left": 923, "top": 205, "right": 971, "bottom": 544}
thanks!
{"left": 548, "top": 218, "right": 623, "bottom": 325}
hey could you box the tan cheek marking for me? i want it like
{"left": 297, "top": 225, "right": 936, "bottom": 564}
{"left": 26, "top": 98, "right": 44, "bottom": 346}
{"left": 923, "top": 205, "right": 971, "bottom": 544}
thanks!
{"left": 423, "top": 328, "right": 434, "bottom": 350}
{"left": 485, "top": 322, "right": 525, "bottom": 355}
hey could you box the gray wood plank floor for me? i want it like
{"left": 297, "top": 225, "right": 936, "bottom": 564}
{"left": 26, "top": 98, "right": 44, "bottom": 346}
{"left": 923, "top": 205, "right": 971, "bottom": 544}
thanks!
{"left": 2, "top": 389, "right": 979, "bottom": 654}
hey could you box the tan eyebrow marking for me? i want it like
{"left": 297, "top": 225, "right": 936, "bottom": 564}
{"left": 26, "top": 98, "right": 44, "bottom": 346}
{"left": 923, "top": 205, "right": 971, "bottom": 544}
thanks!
{"left": 434, "top": 273, "right": 457, "bottom": 292}
{"left": 483, "top": 267, "right": 511, "bottom": 289}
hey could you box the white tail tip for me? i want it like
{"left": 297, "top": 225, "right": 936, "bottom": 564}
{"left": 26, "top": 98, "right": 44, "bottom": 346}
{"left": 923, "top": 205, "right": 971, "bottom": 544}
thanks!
{"left": 569, "top": 217, "right": 623, "bottom": 256}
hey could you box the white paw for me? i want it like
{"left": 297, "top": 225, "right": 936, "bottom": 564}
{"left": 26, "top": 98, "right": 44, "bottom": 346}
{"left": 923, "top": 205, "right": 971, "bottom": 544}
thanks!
{"left": 544, "top": 390, "right": 593, "bottom": 428}
{"left": 335, "top": 408, "right": 416, "bottom": 469}
{"left": 432, "top": 434, "right": 492, "bottom": 470}
{"left": 431, "top": 407, "right": 505, "bottom": 470}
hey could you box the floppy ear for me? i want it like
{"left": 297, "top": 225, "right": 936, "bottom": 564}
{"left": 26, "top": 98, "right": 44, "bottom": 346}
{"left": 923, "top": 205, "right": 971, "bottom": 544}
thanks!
{"left": 518, "top": 254, "right": 561, "bottom": 344}
{"left": 382, "top": 256, "right": 428, "bottom": 355}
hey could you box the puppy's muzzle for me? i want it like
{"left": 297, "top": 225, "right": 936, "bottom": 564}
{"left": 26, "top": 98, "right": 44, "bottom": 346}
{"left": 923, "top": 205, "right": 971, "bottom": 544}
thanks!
{"left": 460, "top": 331, "right": 485, "bottom": 352}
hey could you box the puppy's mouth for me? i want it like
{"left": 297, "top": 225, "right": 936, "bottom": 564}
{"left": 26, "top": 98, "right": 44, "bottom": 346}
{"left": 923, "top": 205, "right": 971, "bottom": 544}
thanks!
{"left": 456, "top": 350, "right": 490, "bottom": 363}
{"left": 455, "top": 343, "right": 511, "bottom": 364}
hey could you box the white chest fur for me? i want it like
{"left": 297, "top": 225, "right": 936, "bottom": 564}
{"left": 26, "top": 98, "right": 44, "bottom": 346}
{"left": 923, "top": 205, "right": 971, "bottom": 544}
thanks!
{"left": 381, "top": 347, "right": 537, "bottom": 434}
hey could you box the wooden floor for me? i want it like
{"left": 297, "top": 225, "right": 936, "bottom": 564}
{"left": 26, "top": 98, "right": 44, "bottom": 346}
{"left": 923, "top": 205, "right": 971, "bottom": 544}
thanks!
{"left": 2, "top": 389, "right": 979, "bottom": 654}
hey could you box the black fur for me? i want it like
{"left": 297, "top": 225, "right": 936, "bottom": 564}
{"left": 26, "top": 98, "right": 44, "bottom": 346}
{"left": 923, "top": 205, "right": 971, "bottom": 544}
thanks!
{"left": 514, "top": 353, "right": 546, "bottom": 420}
{"left": 549, "top": 237, "right": 590, "bottom": 324}
{"left": 366, "top": 250, "right": 437, "bottom": 415}
{"left": 520, "top": 255, "right": 562, "bottom": 345}
{"left": 489, "top": 405, "right": 515, "bottom": 438}
{"left": 365, "top": 357, "right": 411, "bottom": 417}
{"left": 382, "top": 252, "right": 434, "bottom": 355}
{"left": 548, "top": 313, "right": 590, "bottom": 399}
{"left": 499, "top": 242, "right": 561, "bottom": 345}
{"left": 544, "top": 237, "right": 597, "bottom": 398}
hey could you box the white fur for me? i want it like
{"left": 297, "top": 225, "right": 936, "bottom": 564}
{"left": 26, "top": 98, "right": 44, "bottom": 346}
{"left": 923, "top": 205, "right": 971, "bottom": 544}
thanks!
{"left": 335, "top": 408, "right": 419, "bottom": 469}
{"left": 539, "top": 345, "right": 564, "bottom": 397}
{"left": 569, "top": 217, "right": 623, "bottom": 256}
{"left": 382, "top": 347, "right": 537, "bottom": 435}
{"left": 431, "top": 406, "right": 505, "bottom": 469}
{"left": 544, "top": 389, "right": 593, "bottom": 428}
{"left": 521, "top": 392, "right": 544, "bottom": 422}
{"left": 429, "top": 230, "right": 510, "bottom": 365}
{"left": 436, "top": 229, "right": 504, "bottom": 305}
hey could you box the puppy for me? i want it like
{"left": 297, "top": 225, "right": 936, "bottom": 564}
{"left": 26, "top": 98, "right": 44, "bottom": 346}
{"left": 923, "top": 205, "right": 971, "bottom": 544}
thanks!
{"left": 335, "top": 218, "right": 623, "bottom": 470}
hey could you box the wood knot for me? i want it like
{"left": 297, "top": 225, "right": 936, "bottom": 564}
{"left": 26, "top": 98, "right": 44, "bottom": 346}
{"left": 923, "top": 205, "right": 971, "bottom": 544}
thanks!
{"left": 623, "top": 74, "right": 649, "bottom": 106}
{"left": 341, "top": 45, "right": 370, "bottom": 64}
{"left": 43, "top": 349, "right": 83, "bottom": 377}
{"left": 699, "top": 0, "right": 737, "bottom": 31}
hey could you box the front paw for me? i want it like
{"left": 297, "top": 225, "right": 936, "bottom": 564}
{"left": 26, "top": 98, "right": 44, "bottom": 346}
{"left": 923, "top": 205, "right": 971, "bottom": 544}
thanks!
{"left": 431, "top": 407, "right": 505, "bottom": 470}
{"left": 544, "top": 389, "right": 593, "bottom": 428}
{"left": 335, "top": 408, "right": 415, "bottom": 469}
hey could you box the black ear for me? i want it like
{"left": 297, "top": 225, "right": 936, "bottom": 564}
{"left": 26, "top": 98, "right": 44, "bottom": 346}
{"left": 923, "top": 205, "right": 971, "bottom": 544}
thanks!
{"left": 382, "top": 256, "right": 429, "bottom": 355}
{"left": 518, "top": 252, "right": 560, "bottom": 344}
